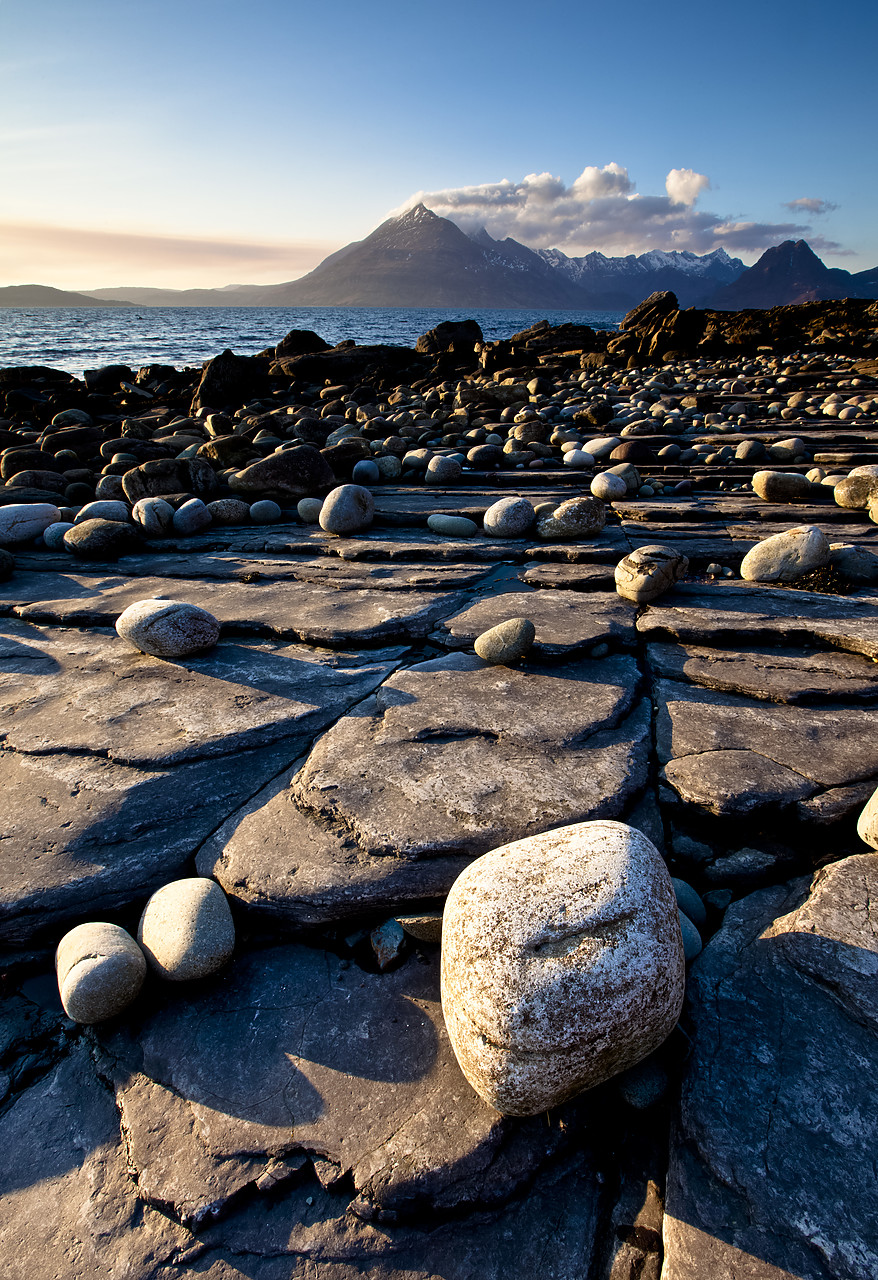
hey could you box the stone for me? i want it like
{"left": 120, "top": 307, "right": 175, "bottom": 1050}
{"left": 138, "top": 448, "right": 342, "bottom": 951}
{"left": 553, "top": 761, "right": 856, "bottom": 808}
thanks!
{"left": 229, "top": 445, "right": 335, "bottom": 499}
{"left": 678, "top": 909, "right": 702, "bottom": 961}
{"left": 55, "top": 921, "right": 146, "bottom": 1023}
{"left": 115, "top": 598, "right": 221, "bottom": 657}
{"left": 121, "top": 457, "right": 218, "bottom": 503}
{"left": 536, "top": 496, "right": 606, "bottom": 541}
{"left": 751, "top": 470, "right": 812, "bottom": 503}
{"left": 0, "top": 502, "right": 61, "bottom": 545}
{"left": 397, "top": 913, "right": 444, "bottom": 943}
{"left": 425, "top": 455, "right": 462, "bottom": 484}
{"left": 834, "top": 474, "right": 878, "bottom": 509}
{"left": 172, "top": 497, "right": 212, "bottom": 536}
{"left": 605, "top": 462, "right": 642, "bottom": 493}
{"left": 562, "top": 449, "right": 594, "bottom": 469}
{"left": 352, "top": 458, "right": 381, "bottom": 485}
{"left": 663, "top": 856, "right": 878, "bottom": 1280}
{"left": 132, "top": 496, "right": 175, "bottom": 536}
{"left": 829, "top": 542, "right": 878, "bottom": 583}
{"left": 482, "top": 496, "right": 535, "bottom": 538}
{"left": 616, "top": 544, "right": 689, "bottom": 603}
{"left": 427, "top": 513, "right": 478, "bottom": 537}
{"left": 62, "top": 517, "right": 141, "bottom": 559}
{"left": 137, "top": 877, "right": 235, "bottom": 980}
{"left": 591, "top": 472, "right": 628, "bottom": 501}
{"left": 474, "top": 617, "right": 535, "bottom": 665}
{"left": 671, "top": 877, "right": 707, "bottom": 928}
{"left": 440, "top": 820, "right": 685, "bottom": 1115}
{"left": 438, "top": 590, "right": 635, "bottom": 659}
{"left": 857, "top": 783, "right": 878, "bottom": 848}
{"left": 94, "top": 474, "right": 126, "bottom": 500}
{"left": 0, "top": 547, "right": 13, "bottom": 579}
{"left": 319, "top": 483, "right": 375, "bottom": 535}
{"left": 42, "top": 521, "right": 74, "bottom": 549}
{"left": 248, "top": 498, "right": 282, "bottom": 524}
{"left": 73, "top": 499, "right": 130, "bottom": 524}
{"left": 297, "top": 496, "right": 323, "bottom": 522}
{"left": 369, "top": 917, "right": 406, "bottom": 969}
{"left": 207, "top": 497, "right": 251, "bottom": 525}
{"left": 740, "top": 524, "right": 830, "bottom": 582}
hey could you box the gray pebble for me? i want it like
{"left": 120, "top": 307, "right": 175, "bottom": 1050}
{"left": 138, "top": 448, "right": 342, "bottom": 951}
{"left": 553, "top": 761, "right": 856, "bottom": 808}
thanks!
{"left": 249, "top": 499, "right": 282, "bottom": 524}
{"left": 474, "top": 617, "right": 536, "bottom": 665}
{"left": 427, "top": 513, "right": 478, "bottom": 538}
{"left": 319, "top": 484, "right": 375, "bottom": 535}
{"left": 297, "top": 497, "right": 324, "bottom": 523}
{"left": 56, "top": 922, "right": 146, "bottom": 1023}
{"left": 116, "top": 598, "right": 221, "bottom": 657}
{"left": 172, "top": 497, "right": 212, "bottom": 536}
{"left": 137, "top": 877, "right": 235, "bottom": 981}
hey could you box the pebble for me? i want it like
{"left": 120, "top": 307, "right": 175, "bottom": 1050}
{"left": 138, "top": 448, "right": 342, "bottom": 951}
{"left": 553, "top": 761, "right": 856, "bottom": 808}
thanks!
{"left": 369, "top": 918, "right": 406, "bottom": 970}
{"left": 172, "top": 497, "right": 213, "bottom": 536}
{"left": 0, "top": 547, "right": 14, "bottom": 579}
{"left": 425, "top": 455, "right": 463, "bottom": 484}
{"left": 207, "top": 497, "right": 251, "bottom": 525}
{"left": 351, "top": 459, "right": 381, "bottom": 485}
{"left": 590, "top": 472, "right": 628, "bottom": 501}
{"left": 297, "top": 497, "right": 323, "bottom": 523}
{"left": 751, "top": 470, "right": 812, "bottom": 503}
{"left": 74, "top": 500, "right": 131, "bottom": 525}
{"left": 482, "top": 496, "right": 535, "bottom": 538}
{"left": 0, "top": 503, "right": 61, "bottom": 545}
{"left": 678, "top": 909, "right": 703, "bottom": 962}
{"left": 427, "top": 513, "right": 478, "bottom": 538}
{"left": 55, "top": 922, "right": 146, "bottom": 1023}
{"left": 440, "top": 819, "right": 685, "bottom": 1115}
{"left": 828, "top": 543, "right": 878, "bottom": 583}
{"left": 396, "top": 913, "right": 443, "bottom": 943}
{"left": 43, "top": 521, "right": 75, "bottom": 549}
{"left": 249, "top": 499, "right": 282, "bottom": 524}
{"left": 671, "top": 877, "right": 707, "bottom": 928}
{"left": 137, "top": 877, "right": 235, "bottom": 981}
{"left": 132, "top": 497, "right": 176, "bottom": 536}
{"left": 615, "top": 544, "right": 689, "bottom": 603}
{"left": 616, "top": 1056, "right": 670, "bottom": 1109}
{"left": 319, "top": 483, "right": 375, "bottom": 535}
{"left": 834, "top": 475, "right": 878, "bottom": 510}
{"left": 536, "top": 496, "right": 606, "bottom": 541}
{"left": 474, "top": 617, "right": 536, "bottom": 665}
{"left": 63, "top": 517, "right": 141, "bottom": 559}
{"left": 116, "top": 598, "right": 221, "bottom": 657}
{"left": 740, "top": 525, "right": 830, "bottom": 582}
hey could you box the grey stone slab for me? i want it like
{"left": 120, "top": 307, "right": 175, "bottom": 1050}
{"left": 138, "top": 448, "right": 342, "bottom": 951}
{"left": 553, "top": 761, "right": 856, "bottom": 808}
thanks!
{"left": 664, "top": 856, "right": 878, "bottom": 1280}
{"left": 292, "top": 653, "right": 651, "bottom": 860}
{"left": 435, "top": 589, "right": 636, "bottom": 657}
{"left": 0, "top": 1044, "right": 188, "bottom": 1277}
{"left": 638, "top": 582, "right": 878, "bottom": 659}
{"left": 521, "top": 562, "right": 616, "bottom": 590}
{"left": 14, "top": 575, "right": 468, "bottom": 646}
{"left": 612, "top": 500, "right": 725, "bottom": 524}
{"left": 648, "top": 641, "right": 878, "bottom": 704}
{"left": 99, "top": 945, "right": 581, "bottom": 1222}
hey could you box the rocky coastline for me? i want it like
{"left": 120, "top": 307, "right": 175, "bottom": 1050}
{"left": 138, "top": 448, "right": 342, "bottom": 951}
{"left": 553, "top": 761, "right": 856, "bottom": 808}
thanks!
{"left": 1, "top": 293, "right": 877, "bottom": 1279}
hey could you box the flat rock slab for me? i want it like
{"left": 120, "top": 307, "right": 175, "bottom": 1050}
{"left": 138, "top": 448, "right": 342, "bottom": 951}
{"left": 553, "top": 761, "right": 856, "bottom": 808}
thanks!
{"left": 435, "top": 590, "right": 636, "bottom": 657}
{"left": 99, "top": 945, "right": 580, "bottom": 1222}
{"left": 14, "top": 575, "right": 468, "bottom": 646}
{"left": 521, "top": 563, "right": 616, "bottom": 590}
{"left": 648, "top": 641, "right": 878, "bottom": 704}
{"left": 656, "top": 677, "right": 878, "bottom": 818}
{"left": 638, "top": 582, "right": 878, "bottom": 658}
{"left": 0, "top": 620, "right": 400, "bottom": 765}
{"left": 664, "top": 855, "right": 878, "bottom": 1280}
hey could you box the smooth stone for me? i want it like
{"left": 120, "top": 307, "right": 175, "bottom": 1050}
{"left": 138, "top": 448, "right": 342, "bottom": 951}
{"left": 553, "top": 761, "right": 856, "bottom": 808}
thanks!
{"left": 172, "top": 497, "right": 212, "bottom": 536}
{"left": 562, "top": 449, "right": 595, "bottom": 469}
{"left": 427, "top": 513, "right": 478, "bottom": 538}
{"left": 0, "top": 502, "right": 61, "bottom": 545}
{"left": 397, "top": 913, "right": 443, "bottom": 943}
{"left": 671, "top": 877, "right": 707, "bottom": 928}
{"left": 536, "top": 496, "right": 606, "bottom": 541}
{"left": 751, "top": 470, "right": 812, "bottom": 503}
{"left": 591, "top": 472, "right": 628, "bottom": 501}
{"left": 0, "top": 547, "right": 14, "bottom": 578}
{"left": 440, "top": 819, "right": 685, "bottom": 1115}
{"left": 605, "top": 462, "right": 641, "bottom": 493}
{"left": 474, "top": 617, "right": 536, "bottom": 665}
{"left": 115, "top": 599, "right": 221, "bottom": 657}
{"left": 857, "top": 783, "right": 878, "bottom": 849}
{"left": 62, "top": 518, "right": 141, "bottom": 559}
{"left": 319, "top": 483, "right": 375, "bottom": 535}
{"left": 94, "top": 474, "right": 126, "bottom": 500}
{"left": 740, "top": 525, "right": 830, "bottom": 582}
{"left": 678, "top": 909, "right": 703, "bottom": 961}
{"left": 482, "top": 496, "right": 535, "bottom": 538}
{"left": 43, "top": 521, "right": 75, "bottom": 549}
{"left": 834, "top": 474, "right": 878, "bottom": 510}
{"left": 229, "top": 445, "right": 334, "bottom": 499}
{"left": 297, "top": 497, "right": 323, "bottom": 523}
{"left": 829, "top": 542, "right": 878, "bottom": 583}
{"left": 132, "top": 497, "right": 175, "bottom": 536}
{"left": 351, "top": 458, "right": 381, "bottom": 485}
{"left": 74, "top": 500, "right": 131, "bottom": 524}
{"left": 425, "top": 455, "right": 462, "bottom": 484}
{"left": 616, "top": 545, "right": 689, "bottom": 603}
{"left": 248, "top": 499, "right": 282, "bottom": 524}
{"left": 207, "top": 497, "right": 251, "bottom": 525}
{"left": 137, "top": 877, "right": 235, "bottom": 981}
{"left": 583, "top": 436, "right": 622, "bottom": 460}
{"left": 55, "top": 922, "right": 146, "bottom": 1023}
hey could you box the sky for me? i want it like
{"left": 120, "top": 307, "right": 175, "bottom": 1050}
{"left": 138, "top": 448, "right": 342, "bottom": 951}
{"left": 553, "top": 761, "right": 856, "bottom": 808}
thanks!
{"left": 1, "top": 0, "right": 875, "bottom": 289}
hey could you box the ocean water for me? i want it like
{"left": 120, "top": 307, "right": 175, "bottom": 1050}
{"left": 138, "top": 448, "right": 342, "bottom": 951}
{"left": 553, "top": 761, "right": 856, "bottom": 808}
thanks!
{"left": 0, "top": 306, "right": 624, "bottom": 379}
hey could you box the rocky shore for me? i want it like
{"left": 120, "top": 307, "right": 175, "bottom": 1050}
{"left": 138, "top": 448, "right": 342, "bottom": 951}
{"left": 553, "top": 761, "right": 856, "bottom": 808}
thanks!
{"left": 1, "top": 294, "right": 877, "bottom": 1279}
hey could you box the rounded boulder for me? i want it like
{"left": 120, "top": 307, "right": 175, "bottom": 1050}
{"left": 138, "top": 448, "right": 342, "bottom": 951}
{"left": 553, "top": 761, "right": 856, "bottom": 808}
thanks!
{"left": 482, "top": 496, "right": 535, "bottom": 538}
{"left": 474, "top": 617, "right": 536, "bottom": 665}
{"left": 116, "top": 599, "right": 221, "bottom": 657}
{"left": 137, "top": 877, "right": 235, "bottom": 981}
{"left": 56, "top": 922, "right": 146, "bottom": 1024}
{"left": 441, "top": 819, "right": 685, "bottom": 1115}
{"left": 319, "top": 484, "right": 375, "bottom": 535}
{"left": 615, "top": 544, "right": 689, "bottom": 603}
{"left": 740, "top": 525, "right": 830, "bottom": 582}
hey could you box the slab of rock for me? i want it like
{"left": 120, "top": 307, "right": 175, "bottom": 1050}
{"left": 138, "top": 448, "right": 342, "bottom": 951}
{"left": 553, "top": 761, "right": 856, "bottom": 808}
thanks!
{"left": 664, "top": 855, "right": 878, "bottom": 1280}
{"left": 441, "top": 820, "right": 684, "bottom": 1114}
{"left": 98, "top": 946, "right": 582, "bottom": 1223}
{"left": 435, "top": 590, "right": 636, "bottom": 657}
{"left": 648, "top": 641, "right": 878, "bottom": 704}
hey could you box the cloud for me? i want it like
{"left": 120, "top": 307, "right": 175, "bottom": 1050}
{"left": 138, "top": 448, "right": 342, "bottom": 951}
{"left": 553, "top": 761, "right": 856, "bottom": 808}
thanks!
{"left": 399, "top": 164, "right": 827, "bottom": 259}
{"left": 0, "top": 222, "right": 336, "bottom": 288}
{"left": 782, "top": 197, "right": 839, "bottom": 215}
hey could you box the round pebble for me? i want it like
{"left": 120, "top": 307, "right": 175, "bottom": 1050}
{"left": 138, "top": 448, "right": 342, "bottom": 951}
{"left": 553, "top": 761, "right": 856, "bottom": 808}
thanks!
{"left": 43, "top": 521, "right": 75, "bottom": 549}
{"left": 482, "top": 496, "right": 535, "bottom": 538}
{"left": 591, "top": 472, "right": 627, "bottom": 501}
{"left": 352, "top": 458, "right": 381, "bottom": 485}
{"left": 249, "top": 499, "right": 282, "bottom": 524}
{"left": 137, "top": 877, "right": 235, "bottom": 981}
{"left": 116, "top": 599, "right": 221, "bottom": 657}
{"left": 427, "top": 513, "right": 478, "bottom": 538}
{"left": 319, "top": 483, "right": 375, "bottom": 535}
{"left": 172, "top": 498, "right": 212, "bottom": 536}
{"left": 132, "top": 497, "right": 175, "bottom": 536}
{"left": 56, "top": 922, "right": 146, "bottom": 1024}
{"left": 474, "top": 617, "right": 536, "bottom": 665}
{"left": 297, "top": 497, "right": 323, "bottom": 523}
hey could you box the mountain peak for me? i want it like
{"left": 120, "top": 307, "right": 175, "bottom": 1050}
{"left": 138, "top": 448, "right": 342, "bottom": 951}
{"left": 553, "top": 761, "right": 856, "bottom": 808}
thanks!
{"left": 397, "top": 202, "right": 436, "bottom": 224}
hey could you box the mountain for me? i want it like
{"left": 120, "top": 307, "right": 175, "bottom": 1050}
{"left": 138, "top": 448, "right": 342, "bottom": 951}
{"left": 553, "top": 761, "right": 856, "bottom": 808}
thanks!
{"left": 0, "top": 283, "right": 132, "bottom": 308}
{"left": 708, "top": 240, "right": 878, "bottom": 309}
{"left": 537, "top": 246, "right": 745, "bottom": 309}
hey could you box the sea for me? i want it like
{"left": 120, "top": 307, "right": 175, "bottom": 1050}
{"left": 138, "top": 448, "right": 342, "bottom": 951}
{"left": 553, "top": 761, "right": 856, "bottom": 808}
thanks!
{"left": 0, "top": 306, "right": 625, "bottom": 379}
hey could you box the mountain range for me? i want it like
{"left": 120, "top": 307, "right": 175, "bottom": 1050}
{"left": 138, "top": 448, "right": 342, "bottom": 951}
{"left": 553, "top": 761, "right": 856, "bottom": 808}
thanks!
{"left": 3, "top": 205, "right": 877, "bottom": 312}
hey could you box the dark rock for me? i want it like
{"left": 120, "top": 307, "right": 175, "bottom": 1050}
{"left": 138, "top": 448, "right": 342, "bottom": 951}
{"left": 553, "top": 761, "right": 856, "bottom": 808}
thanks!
{"left": 267, "top": 328, "right": 331, "bottom": 360}
{"left": 610, "top": 440, "right": 658, "bottom": 464}
{"left": 83, "top": 363, "right": 135, "bottom": 392}
{"left": 121, "top": 457, "right": 218, "bottom": 502}
{"left": 0, "top": 547, "right": 13, "bottom": 579}
{"left": 62, "top": 518, "right": 141, "bottom": 560}
{"left": 190, "top": 348, "right": 273, "bottom": 414}
{"left": 416, "top": 319, "right": 484, "bottom": 356}
{"left": 230, "top": 444, "right": 336, "bottom": 499}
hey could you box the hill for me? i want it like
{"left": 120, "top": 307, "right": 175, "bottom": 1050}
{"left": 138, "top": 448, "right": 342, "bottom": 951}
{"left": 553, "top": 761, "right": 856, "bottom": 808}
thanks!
{"left": 0, "top": 283, "right": 132, "bottom": 308}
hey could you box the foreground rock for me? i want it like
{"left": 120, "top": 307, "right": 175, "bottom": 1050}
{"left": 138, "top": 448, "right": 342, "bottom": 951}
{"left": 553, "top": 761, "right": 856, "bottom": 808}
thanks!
{"left": 115, "top": 598, "right": 221, "bottom": 656}
{"left": 55, "top": 921, "right": 146, "bottom": 1023}
{"left": 664, "top": 854, "right": 878, "bottom": 1280}
{"left": 137, "top": 877, "right": 235, "bottom": 980}
{"left": 441, "top": 820, "right": 684, "bottom": 1114}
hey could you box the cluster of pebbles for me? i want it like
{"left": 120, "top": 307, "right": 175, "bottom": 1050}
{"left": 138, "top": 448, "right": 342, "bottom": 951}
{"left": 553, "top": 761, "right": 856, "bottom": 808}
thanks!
{"left": 1, "top": 308, "right": 878, "bottom": 1280}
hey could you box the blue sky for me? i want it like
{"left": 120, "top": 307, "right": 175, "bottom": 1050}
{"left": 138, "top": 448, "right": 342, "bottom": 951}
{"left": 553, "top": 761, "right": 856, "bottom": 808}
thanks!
{"left": 1, "top": 0, "right": 875, "bottom": 287}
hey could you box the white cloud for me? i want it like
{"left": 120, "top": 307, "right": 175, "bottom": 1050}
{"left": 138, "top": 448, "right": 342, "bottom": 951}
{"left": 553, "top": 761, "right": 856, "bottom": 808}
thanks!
{"left": 398, "top": 164, "right": 835, "bottom": 259}
{"left": 782, "top": 197, "right": 839, "bottom": 215}
{"left": 665, "top": 168, "right": 710, "bottom": 207}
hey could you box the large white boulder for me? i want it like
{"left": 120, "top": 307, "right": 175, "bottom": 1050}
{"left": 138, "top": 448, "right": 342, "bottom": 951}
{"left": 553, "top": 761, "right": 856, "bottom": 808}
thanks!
{"left": 740, "top": 524, "right": 830, "bottom": 582}
{"left": 441, "top": 820, "right": 685, "bottom": 1115}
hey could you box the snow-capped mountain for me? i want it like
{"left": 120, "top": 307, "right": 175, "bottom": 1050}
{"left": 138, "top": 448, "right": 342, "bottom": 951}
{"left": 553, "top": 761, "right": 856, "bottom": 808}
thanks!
{"left": 537, "top": 246, "right": 745, "bottom": 308}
